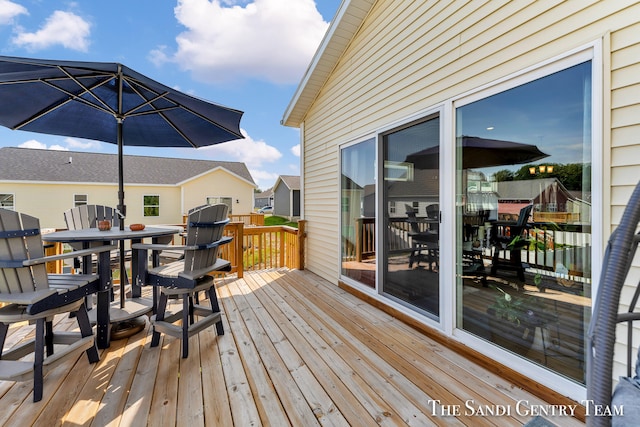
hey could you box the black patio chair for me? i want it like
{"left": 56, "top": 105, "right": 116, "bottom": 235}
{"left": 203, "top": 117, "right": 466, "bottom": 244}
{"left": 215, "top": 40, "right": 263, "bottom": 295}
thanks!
{"left": 488, "top": 204, "right": 534, "bottom": 282}
{"left": 587, "top": 180, "right": 640, "bottom": 427}
{"left": 405, "top": 205, "right": 439, "bottom": 270}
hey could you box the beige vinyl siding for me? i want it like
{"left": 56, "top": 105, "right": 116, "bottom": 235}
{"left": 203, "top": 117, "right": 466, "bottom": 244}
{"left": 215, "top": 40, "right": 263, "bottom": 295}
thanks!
{"left": 301, "top": 0, "right": 639, "bottom": 292}
{"left": 610, "top": 17, "right": 640, "bottom": 381}
{"left": 181, "top": 169, "right": 255, "bottom": 215}
{"left": 303, "top": 148, "right": 340, "bottom": 276}
{"left": 0, "top": 182, "right": 180, "bottom": 229}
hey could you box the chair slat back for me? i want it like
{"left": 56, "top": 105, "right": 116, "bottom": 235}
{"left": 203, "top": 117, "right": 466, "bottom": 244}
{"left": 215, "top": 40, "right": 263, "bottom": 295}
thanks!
{"left": 64, "top": 205, "right": 121, "bottom": 230}
{"left": 0, "top": 208, "right": 48, "bottom": 295}
{"left": 183, "top": 204, "right": 229, "bottom": 274}
{"left": 515, "top": 204, "right": 533, "bottom": 228}
{"left": 405, "top": 205, "right": 422, "bottom": 234}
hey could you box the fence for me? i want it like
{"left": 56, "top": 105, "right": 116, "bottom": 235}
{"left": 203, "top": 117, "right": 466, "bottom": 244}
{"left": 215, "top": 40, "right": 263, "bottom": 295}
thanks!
{"left": 44, "top": 220, "right": 306, "bottom": 278}
{"left": 183, "top": 213, "right": 265, "bottom": 227}
{"left": 219, "top": 220, "right": 306, "bottom": 277}
{"left": 348, "top": 216, "right": 591, "bottom": 281}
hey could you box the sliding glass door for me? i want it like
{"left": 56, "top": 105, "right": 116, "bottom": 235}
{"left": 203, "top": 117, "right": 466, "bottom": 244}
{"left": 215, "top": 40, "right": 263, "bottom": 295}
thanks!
{"left": 382, "top": 116, "right": 440, "bottom": 318}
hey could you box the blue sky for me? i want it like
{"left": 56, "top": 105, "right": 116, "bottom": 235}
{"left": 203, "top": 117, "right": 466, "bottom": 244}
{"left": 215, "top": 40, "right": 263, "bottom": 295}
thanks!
{"left": 0, "top": 0, "right": 342, "bottom": 190}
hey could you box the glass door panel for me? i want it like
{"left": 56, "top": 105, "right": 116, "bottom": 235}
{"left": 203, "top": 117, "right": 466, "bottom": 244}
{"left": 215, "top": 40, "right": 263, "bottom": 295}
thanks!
{"left": 456, "top": 61, "right": 592, "bottom": 384}
{"left": 340, "top": 138, "right": 376, "bottom": 288}
{"left": 382, "top": 116, "right": 440, "bottom": 318}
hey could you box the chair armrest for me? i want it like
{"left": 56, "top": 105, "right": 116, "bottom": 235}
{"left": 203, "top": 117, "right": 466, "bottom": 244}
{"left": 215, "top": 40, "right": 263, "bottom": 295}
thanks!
{"left": 133, "top": 236, "right": 232, "bottom": 252}
{"left": 22, "top": 244, "right": 118, "bottom": 266}
{"left": 132, "top": 243, "right": 181, "bottom": 251}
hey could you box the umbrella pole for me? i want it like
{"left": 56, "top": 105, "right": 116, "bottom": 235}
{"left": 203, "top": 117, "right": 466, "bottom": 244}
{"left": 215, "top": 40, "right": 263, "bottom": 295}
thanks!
{"left": 117, "top": 117, "right": 126, "bottom": 308}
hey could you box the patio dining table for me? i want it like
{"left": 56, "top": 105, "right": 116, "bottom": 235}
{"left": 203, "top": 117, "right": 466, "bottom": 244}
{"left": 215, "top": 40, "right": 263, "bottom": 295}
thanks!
{"left": 44, "top": 226, "right": 180, "bottom": 348}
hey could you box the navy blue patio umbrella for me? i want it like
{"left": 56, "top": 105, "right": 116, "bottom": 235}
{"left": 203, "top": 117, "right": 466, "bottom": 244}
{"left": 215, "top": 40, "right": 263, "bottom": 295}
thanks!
{"left": 0, "top": 55, "right": 244, "bottom": 312}
{"left": 0, "top": 55, "right": 244, "bottom": 224}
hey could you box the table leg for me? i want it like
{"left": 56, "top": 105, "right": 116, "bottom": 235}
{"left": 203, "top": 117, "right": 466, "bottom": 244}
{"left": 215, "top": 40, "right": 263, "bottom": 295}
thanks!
{"left": 131, "top": 238, "right": 142, "bottom": 298}
{"left": 96, "top": 250, "right": 112, "bottom": 348}
{"left": 96, "top": 290, "right": 111, "bottom": 348}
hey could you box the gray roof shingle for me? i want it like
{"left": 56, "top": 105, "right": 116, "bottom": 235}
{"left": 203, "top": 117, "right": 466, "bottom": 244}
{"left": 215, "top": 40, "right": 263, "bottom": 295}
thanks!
{"left": 0, "top": 147, "right": 255, "bottom": 185}
{"left": 277, "top": 175, "right": 300, "bottom": 190}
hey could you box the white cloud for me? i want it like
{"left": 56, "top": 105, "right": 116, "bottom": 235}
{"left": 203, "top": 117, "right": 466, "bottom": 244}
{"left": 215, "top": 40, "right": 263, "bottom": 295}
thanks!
{"left": 151, "top": 0, "right": 329, "bottom": 84}
{"left": 12, "top": 10, "right": 91, "bottom": 52}
{"left": 291, "top": 144, "right": 300, "bottom": 157}
{"left": 64, "top": 137, "right": 102, "bottom": 151}
{"left": 18, "top": 139, "right": 69, "bottom": 151}
{"left": 199, "top": 128, "right": 281, "bottom": 167}
{"left": 249, "top": 168, "right": 279, "bottom": 190}
{"left": 0, "top": 0, "right": 27, "bottom": 25}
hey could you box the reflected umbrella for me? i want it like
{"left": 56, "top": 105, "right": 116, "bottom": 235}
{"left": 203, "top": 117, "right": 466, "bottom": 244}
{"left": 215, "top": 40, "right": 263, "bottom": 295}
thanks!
{"left": 405, "top": 135, "right": 549, "bottom": 169}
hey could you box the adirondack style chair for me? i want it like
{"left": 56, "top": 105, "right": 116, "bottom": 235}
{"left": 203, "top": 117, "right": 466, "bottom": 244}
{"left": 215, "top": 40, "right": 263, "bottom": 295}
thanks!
{"left": 0, "top": 209, "right": 113, "bottom": 401}
{"left": 405, "top": 205, "right": 439, "bottom": 270}
{"left": 63, "top": 204, "right": 129, "bottom": 272}
{"left": 488, "top": 204, "right": 534, "bottom": 283}
{"left": 133, "top": 204, "right": 232, "bottom": 358}
{"left": 64, "top": 205, "right": 142, "bottom": 294}
{"left": 64, "top": 204, "right": 124, "bottom": 232}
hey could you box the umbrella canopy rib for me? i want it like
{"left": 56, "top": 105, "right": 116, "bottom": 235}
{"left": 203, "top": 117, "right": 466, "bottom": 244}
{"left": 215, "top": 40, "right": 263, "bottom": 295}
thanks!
{"left": 14, "top": 77, "right": 117, "bottom": 130}
{"left": 59, "top": 66, "right": 117, "bottom": 114}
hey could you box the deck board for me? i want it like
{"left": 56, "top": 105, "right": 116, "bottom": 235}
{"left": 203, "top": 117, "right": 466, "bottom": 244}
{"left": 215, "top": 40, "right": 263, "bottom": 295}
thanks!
{"left": 0, "top": 269, "right": 585, "bottom": 426}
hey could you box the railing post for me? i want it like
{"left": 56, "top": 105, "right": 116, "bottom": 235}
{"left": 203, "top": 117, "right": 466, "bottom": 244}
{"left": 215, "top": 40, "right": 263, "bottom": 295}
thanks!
{"left": 355, "top": 218, "right": 362, "bottom": 262}
{"left": 297, "top": 220, "right": 306, "bottom": 270}
{"left": 279, "top": 228, "right": 286, "bottom": 267}
{"left": 236, "top": 222, "right": 244, "bottom": 278}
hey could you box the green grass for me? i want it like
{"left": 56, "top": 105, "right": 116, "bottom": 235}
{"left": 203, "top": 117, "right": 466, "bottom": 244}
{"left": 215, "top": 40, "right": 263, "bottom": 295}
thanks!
{"left": 265, "top": 215, "right": 298, "bottom": 228}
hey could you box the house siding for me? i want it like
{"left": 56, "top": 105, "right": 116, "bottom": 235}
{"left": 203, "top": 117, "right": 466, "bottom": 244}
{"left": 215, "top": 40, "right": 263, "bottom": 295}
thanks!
{"left": 299, "top": 0, "right": 640, "bottom": 387}
{"left": 182, "top": 169, "right": 255, "bottom": 216}
{"left": 0, "top": 181, "right": 179, "bottom": 229}
{"left": 609, "top": 17, "right": 640, "bottom": 379}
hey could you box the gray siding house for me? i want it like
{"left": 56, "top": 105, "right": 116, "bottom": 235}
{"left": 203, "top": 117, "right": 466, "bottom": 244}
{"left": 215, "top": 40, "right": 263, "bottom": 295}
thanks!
{"left": 273, "top": 175, "right": 300, "bottom": 219}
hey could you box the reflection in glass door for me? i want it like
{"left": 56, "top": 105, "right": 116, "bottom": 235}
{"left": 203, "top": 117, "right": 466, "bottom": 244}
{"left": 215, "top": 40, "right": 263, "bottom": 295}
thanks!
{"left": 382, "top": 116, "right": 440, "bottom": 318}
{"left": 340, "top": 138, "right": 376, "bottom": 288}
{"left": 456, "top": 61, "right": 592, "bottom": 384}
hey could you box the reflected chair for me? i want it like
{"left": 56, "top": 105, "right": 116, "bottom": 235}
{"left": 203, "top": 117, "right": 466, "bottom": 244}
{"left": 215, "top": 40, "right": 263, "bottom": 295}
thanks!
{"left": 488, "top": 204, "right": 533, "bottom": 282}
{"left": 405, "top": 205, "right": 439, "bottom": 270}
{"left": 0, "top": 208, "right": 111, "bottom": 401}
{"left": 133, "top": 204, "right": 232, "bottom": 358}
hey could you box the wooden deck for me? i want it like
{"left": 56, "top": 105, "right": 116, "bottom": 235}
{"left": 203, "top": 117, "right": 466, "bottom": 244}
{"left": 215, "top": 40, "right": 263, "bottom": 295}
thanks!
{"left": 0, "top": 269, "right": 585, "bottom": 426}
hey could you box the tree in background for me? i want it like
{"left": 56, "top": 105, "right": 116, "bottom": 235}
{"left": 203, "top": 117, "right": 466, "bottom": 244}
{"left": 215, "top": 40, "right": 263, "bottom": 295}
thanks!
{"left": 493, "top": 163, "right": 589, "bottom": 192}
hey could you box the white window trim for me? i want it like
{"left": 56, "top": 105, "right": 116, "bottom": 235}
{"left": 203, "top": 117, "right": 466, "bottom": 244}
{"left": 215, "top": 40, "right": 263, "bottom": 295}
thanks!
{"left": 73, "top": 193, "right": 88, "bottom": 207}
{"left": 143, "top": 194, "right": 160, "bottom": 217}
{"left": 0, "top": 193, "right": 15, "bottom": 210}
{"left": 450, "top": 41, "right": 601, "bottom": 401}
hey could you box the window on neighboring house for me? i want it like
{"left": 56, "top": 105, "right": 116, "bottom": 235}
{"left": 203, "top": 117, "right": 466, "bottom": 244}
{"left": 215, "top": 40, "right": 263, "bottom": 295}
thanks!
{"left": 74, "top": 194, "right": 88, "bottom": 207}
{"left": 0, "top": 194, "right": 14, "bottom": 210}
{"left": 143, "top": 195, "right": 160, "bottom": 216}
{"left": 206, "top": 196, "right": 233, "bottom": 214}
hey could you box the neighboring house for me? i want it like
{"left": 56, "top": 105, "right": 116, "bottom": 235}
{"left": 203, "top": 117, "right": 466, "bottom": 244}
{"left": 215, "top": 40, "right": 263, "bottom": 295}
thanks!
{"left": 0, "top": 147, "right": 256, "bottom": 228}
{"left": 496, "top": 178, "right": 589, "bottom": 223}
{"left": 272, "top": 175, "right": 300, "bottom": 219}
{"left": 254, "top": 188, "right": 273, "bottom": 209}
{"left": 283, "top": 0, "right": 639, "bottom": 404}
